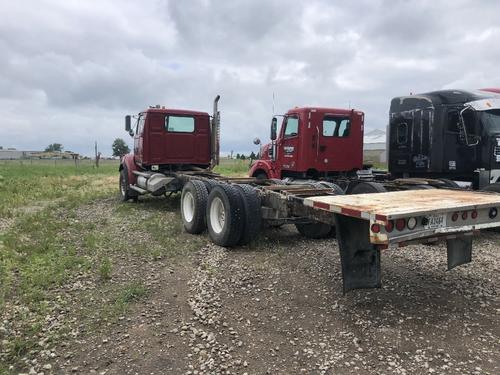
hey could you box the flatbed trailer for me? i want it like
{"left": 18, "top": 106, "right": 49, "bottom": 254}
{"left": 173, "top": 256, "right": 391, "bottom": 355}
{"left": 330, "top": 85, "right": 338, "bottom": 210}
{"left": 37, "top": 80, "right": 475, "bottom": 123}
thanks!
{"left": 301, "top": 189, "right": 500, "bottom": 292}
{"left": 139, "top": 170, "right": 500, "bottom": 293}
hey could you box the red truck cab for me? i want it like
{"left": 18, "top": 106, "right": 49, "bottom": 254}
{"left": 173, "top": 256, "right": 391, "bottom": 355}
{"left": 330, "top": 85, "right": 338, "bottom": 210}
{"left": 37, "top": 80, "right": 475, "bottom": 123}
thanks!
{"left": 249, "top": 107, "right": 364, "bottom": 179}
{"left": 130, "top": 107, "right": 211, "bottom": 168}
{"left": 120, "top": 105, "right": 215, "bottom": 187}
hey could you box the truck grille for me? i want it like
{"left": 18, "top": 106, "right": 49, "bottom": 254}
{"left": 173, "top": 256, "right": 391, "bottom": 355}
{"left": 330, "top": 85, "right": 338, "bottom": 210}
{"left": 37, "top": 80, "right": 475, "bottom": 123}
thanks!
{"left": 495, "top": 146, "right": 500, "bottom": 156}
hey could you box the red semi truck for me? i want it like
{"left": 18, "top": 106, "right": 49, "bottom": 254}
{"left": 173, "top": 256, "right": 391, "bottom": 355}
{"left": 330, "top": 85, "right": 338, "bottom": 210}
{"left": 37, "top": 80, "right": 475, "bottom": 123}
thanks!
{"left": 249, "top": 107, "right": 364, "bottom": 181}
{"left": 119, "top": 96, "right": 500, "bottom": 293}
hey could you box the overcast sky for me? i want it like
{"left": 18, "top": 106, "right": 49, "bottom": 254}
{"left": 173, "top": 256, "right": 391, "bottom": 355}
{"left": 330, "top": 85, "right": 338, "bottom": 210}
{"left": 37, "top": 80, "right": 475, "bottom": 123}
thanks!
{"left": 1, "top": 0, "right": 499, "bottom": 156}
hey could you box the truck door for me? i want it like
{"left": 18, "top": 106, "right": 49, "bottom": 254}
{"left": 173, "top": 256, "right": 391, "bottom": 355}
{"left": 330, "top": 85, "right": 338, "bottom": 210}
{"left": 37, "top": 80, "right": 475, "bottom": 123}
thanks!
{"left": 134, "top": 113, "right": 145, "bottom": 165}
{"left": 277, "top": 114, "right": 300, "bottom": 172}
{"left": 319, "top": 114, "right": 360, "bottom": 171}
{"left": 443, "top": 108, "right": 477, "bottom": 174}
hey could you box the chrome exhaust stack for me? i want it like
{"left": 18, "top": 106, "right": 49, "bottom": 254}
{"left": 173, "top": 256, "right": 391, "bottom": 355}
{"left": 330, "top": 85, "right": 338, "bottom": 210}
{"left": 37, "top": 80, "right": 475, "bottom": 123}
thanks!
{"left": 210, "top": 95, "right": 221, "bottom": 169}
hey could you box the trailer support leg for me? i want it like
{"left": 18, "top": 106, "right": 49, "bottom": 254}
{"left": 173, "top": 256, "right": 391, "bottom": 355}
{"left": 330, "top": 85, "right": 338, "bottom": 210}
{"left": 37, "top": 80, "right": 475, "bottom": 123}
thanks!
{"left": 446, "top": 235, "right": 472, "bottom": 270}
{"left": 335, "top": 215, "right": 381, "bottom": 294}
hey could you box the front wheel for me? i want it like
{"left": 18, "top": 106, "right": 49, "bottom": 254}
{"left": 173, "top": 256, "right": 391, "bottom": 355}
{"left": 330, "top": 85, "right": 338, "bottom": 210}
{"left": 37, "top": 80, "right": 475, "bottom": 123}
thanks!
{"left": 119, "top": 168, "right": 138, "bottom": 202}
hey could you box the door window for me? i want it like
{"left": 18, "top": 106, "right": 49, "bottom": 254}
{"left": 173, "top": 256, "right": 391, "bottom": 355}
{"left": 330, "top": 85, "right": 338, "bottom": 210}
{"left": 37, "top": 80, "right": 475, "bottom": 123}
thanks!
{"left": 137, "top": 115, "right": 145, "bottom": 135}
{"left": 323, "top": 116, "right": 351, "bottom": 137}
{"left": 283, "top": 116, "right": 299, "bottom": 138}
{"left": 165, "top": 115, "right": 195, "bottom": 133}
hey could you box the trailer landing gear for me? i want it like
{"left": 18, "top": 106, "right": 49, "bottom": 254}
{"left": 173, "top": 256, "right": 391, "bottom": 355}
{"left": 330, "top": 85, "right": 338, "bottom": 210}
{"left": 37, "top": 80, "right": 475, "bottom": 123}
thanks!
{"left": 335, "top": 215, "right": 381, "bottom": 294}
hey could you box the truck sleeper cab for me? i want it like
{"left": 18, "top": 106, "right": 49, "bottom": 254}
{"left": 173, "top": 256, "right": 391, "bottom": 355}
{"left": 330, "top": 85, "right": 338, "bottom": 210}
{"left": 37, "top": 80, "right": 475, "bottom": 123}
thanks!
{"left": 388, "top": 89, "right": 500, "bottom": 189}
{"left": 250, "top": 107, "right": 364, "bottom": 180}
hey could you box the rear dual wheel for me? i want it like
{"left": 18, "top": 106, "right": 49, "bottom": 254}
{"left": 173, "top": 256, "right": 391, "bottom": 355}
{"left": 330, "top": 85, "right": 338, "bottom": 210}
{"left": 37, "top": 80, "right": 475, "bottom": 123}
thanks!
{"left": 206, "top": 184, "right": 245, "bottom": 247}
{"left": 235, "top": 184, "right": 262, "bottom": 245}
{"left": 181, "top": 181, "right": 262, "bottom": 247}
{"left": 181, "top": 180, "right": 209, "bottom": 234}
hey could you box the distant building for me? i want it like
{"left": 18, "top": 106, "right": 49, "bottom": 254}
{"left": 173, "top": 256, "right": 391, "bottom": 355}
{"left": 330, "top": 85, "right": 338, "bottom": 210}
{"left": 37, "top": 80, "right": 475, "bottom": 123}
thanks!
{"left": 363, "top": 129, "right": 387, "bottom": 163}
{"left": 0, "top": 150, "right": 81, "bottom": 160}
{"left": 0, "top": 150, "right": 40, "bottom": 160}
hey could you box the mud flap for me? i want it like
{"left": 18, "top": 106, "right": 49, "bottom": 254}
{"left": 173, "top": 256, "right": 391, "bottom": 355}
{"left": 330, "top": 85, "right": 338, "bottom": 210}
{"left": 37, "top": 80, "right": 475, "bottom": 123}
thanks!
{"left": 335, "top": 215, "right": 381, "bottom": 294}
{"left": 446, "top": 235, "right": 472, "bottom": 270}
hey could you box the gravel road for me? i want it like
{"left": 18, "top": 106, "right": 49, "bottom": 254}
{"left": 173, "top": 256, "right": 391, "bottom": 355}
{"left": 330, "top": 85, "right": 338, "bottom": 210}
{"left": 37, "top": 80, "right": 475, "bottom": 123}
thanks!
{"left": 51, "top": 221, "right": 499, "bottom": 374}
{"left": 4, "top": 198, "right": 498, "bottom": 375}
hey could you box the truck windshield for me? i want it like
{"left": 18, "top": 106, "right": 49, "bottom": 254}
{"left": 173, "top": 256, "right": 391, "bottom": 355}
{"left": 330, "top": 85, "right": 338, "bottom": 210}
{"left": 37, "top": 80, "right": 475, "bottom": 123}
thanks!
{"left": 480, "top": 109, "right": 500, "bottom": 134}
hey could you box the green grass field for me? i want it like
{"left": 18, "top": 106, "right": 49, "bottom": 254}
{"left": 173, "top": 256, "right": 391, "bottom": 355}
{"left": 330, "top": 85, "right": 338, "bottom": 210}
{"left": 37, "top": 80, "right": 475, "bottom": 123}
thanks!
{"left": 214, "top": 157, "right": 253, "bottom": 176}
{"left": 0, "top": 158, "right": 250, "bottom": 372}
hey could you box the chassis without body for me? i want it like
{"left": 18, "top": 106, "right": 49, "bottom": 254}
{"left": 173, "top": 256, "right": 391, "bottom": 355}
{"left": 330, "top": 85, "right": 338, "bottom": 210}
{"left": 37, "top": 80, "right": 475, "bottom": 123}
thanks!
{"left": 120, "top": 96, "right": 500, "bottom": 293}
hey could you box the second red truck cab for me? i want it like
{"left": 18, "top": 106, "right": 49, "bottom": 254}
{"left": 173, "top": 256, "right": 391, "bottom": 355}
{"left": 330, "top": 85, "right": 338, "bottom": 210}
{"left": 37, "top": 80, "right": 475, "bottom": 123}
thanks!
{"left": 249, "top": 107, "right": 365, "bottom": 180}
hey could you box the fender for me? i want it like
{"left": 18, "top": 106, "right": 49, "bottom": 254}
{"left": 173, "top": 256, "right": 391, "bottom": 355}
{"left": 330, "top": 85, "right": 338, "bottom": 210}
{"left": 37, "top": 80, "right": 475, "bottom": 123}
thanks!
{"left": 119, "top": 153, "right": 139, "bottom": 185}
{"left": 248, "top": 159, "right": 280, "bottom": 179}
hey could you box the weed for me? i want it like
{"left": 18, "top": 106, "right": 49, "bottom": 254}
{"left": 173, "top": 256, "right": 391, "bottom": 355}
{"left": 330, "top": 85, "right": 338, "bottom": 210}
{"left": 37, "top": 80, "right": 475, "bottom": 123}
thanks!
{"left": 98, "top": 257, "right": 112, "bottom": 281}
{"left": 116, "top": 282, "right": 148, "bottom": 304}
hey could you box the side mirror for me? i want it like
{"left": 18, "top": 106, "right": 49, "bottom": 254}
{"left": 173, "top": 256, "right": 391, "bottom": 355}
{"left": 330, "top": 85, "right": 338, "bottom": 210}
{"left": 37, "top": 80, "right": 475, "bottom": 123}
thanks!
{"left": 125, "top": 115, "right": 132, "bottom": 133}
{"left": 270, "top": 117, "right": 278, "bottom": 141}
{"left": 253, "top": 137, "right": 261, "bottom": 145}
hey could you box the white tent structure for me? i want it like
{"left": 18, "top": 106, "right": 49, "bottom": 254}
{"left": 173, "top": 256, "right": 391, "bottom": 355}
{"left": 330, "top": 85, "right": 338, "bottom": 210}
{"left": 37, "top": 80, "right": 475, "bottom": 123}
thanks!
{"left": 363, "top": 129, "right": 387, "bottom": 163}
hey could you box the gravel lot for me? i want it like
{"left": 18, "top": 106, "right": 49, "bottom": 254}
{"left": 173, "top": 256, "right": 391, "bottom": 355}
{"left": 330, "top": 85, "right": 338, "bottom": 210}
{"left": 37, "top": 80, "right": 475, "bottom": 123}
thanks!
{"left": 3, "top": 198, "right": 499, "bottom": 375}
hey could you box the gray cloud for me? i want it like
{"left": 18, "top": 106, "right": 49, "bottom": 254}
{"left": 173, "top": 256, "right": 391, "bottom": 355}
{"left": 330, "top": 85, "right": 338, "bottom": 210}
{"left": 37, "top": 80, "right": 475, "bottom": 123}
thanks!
{"left": 1, "top": 0, "right": 499, "bottom": 156}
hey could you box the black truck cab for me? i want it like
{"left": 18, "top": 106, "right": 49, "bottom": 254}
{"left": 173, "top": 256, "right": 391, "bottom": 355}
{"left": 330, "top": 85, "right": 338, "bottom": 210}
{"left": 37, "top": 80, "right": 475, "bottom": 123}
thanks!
{"left": 388, "top": 89, "right": 500, "bottom": 189}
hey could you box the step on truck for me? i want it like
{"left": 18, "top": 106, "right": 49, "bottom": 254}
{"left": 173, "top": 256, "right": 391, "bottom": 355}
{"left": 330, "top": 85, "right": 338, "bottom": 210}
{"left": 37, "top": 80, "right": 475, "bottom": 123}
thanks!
{"left": 119, "top": 96, "right": 500, "bottom": 293}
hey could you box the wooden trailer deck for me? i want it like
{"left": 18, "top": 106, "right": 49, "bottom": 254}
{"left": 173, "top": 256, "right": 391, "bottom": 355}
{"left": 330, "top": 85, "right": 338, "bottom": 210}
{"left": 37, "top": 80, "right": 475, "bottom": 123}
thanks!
{"left": 303, "top": 189, "right": 500, "bottom": 222}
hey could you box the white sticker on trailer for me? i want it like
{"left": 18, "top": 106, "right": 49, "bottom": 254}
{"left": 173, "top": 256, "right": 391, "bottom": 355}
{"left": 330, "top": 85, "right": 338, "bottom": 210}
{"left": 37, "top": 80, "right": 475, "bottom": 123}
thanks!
{"left": 424, "top": 214, "right": 447, "bottom": 230}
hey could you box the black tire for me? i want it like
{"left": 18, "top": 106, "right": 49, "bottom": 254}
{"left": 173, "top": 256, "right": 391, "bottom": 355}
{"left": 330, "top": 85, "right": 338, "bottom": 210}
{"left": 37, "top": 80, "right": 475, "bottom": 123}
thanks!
{"left": 315, "top": 181, "right": 345, "bottom": 195}
{"left": 295, "top": 222, "right": 332, "bottom": 239}
{"left": 181, "top": 180, "right": 208, "bottom": 234}
{"left": 235, "top": 184, "right": 262, "bottom": 245}
{"left": 202, "top": 179, "right": 220, "bottom": 193}
{"left": 254, "top": 172, "right": 268, "bottom": 180}
{"left": 119, "top": 168, "right": 138, "bottom": 202}
{"left": 269, "top": 178, "right": 286, "bottom": 185}
{"left": 349, "top": 181, "right": 387, "bottom": 194}
{"left": 206, "top": 184, "right": 245, "bottom": 247}
{"left": 482, "top": 183, "right": 500, "bottom": 193}
{"left": 438, "top": 178, "right": 460, "bottom": 188}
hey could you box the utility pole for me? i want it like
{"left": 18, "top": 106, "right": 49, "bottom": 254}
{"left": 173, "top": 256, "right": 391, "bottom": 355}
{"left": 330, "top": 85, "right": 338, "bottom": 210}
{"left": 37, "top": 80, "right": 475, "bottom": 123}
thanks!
{"left": 95, "top": 141, "right": 101, "bottom": 168}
